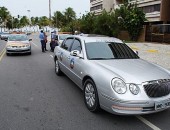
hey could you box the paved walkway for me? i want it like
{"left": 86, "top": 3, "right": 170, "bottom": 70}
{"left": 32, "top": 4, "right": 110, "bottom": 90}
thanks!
{"left": 126, "top": 42, "right": 170, "bottom": 70}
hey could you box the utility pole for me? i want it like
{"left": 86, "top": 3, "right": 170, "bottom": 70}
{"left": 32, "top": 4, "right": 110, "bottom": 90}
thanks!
{"left": 49, "top": 0, "right": 51, "bottom": 20}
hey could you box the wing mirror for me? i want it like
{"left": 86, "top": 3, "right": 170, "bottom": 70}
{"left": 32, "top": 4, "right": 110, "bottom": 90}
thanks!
{"left": 70, "top": 50, "right": 83, "bottom": 58}
{"left": 29, "top": 39, "right": 32, "bottom": 41}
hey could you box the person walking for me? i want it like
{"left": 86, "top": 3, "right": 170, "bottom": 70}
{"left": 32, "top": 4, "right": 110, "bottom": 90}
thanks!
{"left": 39, "top": 30, "right": 46, "bottom": 52}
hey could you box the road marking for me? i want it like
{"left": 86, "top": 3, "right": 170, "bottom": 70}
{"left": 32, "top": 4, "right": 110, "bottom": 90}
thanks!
{"left": 31, "top": 42, "right": 38, "bottom": 47}
{"left": 0, "top": 49, "right": 6, "bottom": 62}
{"left": 147, "top": 50, "right": 158, "bottom": 53}
{"left": 50, "top": 55, "right": 53, "bottom": 58}
{"left": 0, "top": 47, "right": 6, "bottom": 56}
{"left": 136, "top": 116, "right": 161, "bottom": 130}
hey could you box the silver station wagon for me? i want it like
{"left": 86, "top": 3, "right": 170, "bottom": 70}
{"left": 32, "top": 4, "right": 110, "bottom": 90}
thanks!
{"left": 54, "top": 35, "right": 170, "bottom": 115}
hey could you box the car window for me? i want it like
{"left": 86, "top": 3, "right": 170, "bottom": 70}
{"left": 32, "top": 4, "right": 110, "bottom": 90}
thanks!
{"left": 61, "top": 38, "right": 74, "bottom": 51}
{"left": 70, "top": 39, "right": 82, "bottom": 52}
{"left": 8, "top": 35, "right": 28, "bottom": 41}
{"left": 85, "top": 42, "right": 139, "bottom": 60}
{"left": 59, "top": 35, "right": 69, "bottom": 40}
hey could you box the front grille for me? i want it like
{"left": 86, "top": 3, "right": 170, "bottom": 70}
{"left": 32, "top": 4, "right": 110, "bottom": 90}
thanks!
{"left": 143, "top": 79, "right": 170, "bottom": 98}
{"left": 7, "top": 49, "right": 30, "bottom": 52}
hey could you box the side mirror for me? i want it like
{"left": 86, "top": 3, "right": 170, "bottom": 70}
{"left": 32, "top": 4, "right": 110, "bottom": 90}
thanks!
{"left": 29, "top": 39, "right": 32, "bottom": 41}
{"left": 70, "top": 50, "right": 83, "bottom": 58}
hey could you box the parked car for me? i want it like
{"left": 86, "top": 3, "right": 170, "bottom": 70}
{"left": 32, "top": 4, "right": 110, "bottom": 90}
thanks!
{"left": 56, "top": 34, "right": 71, "bottom": 44}
{"left": 54, "top": 35, "right": 170, "bottom": 115}
{"left": 1, "top": 32, "right": 10, "bottom": 40}
{"left": 6, "top": 34, "right": 32, "bottom": 55}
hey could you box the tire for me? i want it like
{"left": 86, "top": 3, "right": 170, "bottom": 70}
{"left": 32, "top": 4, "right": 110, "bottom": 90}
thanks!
{"left": 83, "top": 79, "right": 100, "bottom": 112}
{"left": 6, "top": 53, "right": 10, "bottom": 56}
{"left": 55, "top": 58, "right": 62, "bottom": 76}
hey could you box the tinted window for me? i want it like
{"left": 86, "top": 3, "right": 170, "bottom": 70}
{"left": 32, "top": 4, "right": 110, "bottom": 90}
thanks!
{"left": 85, "top": 42, "right": 139, "bottom": 60}
{"left": 61, "top": 38, "right": 74, "bottom": 51}
{"left": 70, "top": 39, "right": 82, "bottom": 52}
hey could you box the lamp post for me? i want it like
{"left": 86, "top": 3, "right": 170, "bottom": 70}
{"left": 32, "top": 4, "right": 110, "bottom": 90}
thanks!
{"left": 27, "top": 10, "right": 31, "bottom": 31}
{"left": 49, "top": 0, "right": 51, "bottom": 20}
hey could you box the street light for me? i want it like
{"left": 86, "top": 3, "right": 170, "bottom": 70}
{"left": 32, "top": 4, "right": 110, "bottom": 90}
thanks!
{"left": 49, "top": 0, "right": 51, "bottom": 20}
{"left": 27, "top": 10, "right": 31, "bottom": 31}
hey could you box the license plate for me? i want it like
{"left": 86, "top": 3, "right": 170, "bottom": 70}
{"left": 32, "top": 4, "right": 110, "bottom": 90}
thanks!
{"left": 155, "top": 100, "right": 170, "bottom": 110}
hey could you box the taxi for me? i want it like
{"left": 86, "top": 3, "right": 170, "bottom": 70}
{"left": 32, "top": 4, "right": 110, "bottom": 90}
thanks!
{"left": 6, "top": 34, "right": 32, "bottom": 55}
{"left": 54, "top": 35, "right": 170, "bottom": 115}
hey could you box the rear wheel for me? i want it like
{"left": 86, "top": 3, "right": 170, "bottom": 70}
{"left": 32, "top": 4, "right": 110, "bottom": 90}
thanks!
{"left": 55, "top": 58, "right": 62, "bottom": 76}
{"left": 83, "top": 79, "right": 100, "bottom": 112}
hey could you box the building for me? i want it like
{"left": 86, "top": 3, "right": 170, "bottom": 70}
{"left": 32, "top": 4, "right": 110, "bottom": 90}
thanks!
{"left": 90, "top": 0, "right": 114, "bottom": 15}
{"left": 90, "top": 0, "right": 170, "bottom": 23}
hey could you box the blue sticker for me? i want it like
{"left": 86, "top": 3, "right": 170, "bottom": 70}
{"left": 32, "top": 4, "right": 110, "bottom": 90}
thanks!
{"left": 60, "top": 52, "right": 63, "bottom": 61}
{"left": 70, "top": 58, "right": 74, "bottom": 69}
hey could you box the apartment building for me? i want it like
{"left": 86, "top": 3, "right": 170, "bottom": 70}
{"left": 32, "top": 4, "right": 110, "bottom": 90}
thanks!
{"left": 90, "top": 0, "right": 170, "bottom": 23}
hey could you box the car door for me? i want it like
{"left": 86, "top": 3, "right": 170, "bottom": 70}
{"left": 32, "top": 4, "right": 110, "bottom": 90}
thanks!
{"left": 67, "top": 38, "right": 84, "bottom": 87}
{"left": 58, "top": 38, "right": 74, "bottom": 76}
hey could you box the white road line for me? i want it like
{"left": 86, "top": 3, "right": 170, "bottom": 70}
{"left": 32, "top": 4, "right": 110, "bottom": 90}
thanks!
{"left": 136, "top": 116, "right": 161, "bottom": 130}
{"left": 31, "top": 42, "right": 38, "bottom": 47}
{"left": 50, "top": 55, "right": 53, "bottom": 58}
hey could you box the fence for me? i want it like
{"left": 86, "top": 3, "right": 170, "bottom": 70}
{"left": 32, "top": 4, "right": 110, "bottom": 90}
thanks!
{"left": 145, "top": 24, "right": 170, "bottom": 43}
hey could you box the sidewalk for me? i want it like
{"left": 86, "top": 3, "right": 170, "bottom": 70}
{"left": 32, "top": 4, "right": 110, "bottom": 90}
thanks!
{"left": 126, "top": 42, "right": 170, "bottom": 70}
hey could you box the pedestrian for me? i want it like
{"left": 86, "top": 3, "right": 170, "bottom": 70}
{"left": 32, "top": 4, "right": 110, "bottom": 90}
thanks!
{"left": 39, "top": 30, "right": 46, "bottom": 52}
{"left": 44, "top": 32, "right": 48, "bottom": 51}
{"left": 50, "top": 30, "right": 57, "bottom": 52}
{"left": 50, "top": 36, "right": 59, "bottom": 52}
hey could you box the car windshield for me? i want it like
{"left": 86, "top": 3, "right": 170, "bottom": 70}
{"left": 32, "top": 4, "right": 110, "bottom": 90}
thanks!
{"left": 59, "top": 35, "right": 69, "bottom": 40}
{"left": 85, "top": 42, "right": 139, "bottom": 60}
{"left": 8, "top": 35, "right": 28, "bottom": 41}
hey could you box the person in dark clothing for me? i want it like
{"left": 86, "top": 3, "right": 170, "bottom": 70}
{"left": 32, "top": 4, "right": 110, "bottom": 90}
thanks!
{"left": 44, "top": 32, "right": 48, "bottom": 51}
{"left": 50, "top": 37, "right": 59, "bottom": 52}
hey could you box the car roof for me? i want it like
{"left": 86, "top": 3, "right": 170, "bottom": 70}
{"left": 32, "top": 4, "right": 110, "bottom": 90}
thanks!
{"left": 67, "top": 35, "right": 123, "bottom": 44}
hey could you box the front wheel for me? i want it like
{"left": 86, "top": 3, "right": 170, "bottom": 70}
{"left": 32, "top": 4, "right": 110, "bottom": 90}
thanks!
{"left": 55, "top": 58, "right": 62, "bottom": 76}
{"left": 83, "top": 79, "right": 100, "bottom": 112}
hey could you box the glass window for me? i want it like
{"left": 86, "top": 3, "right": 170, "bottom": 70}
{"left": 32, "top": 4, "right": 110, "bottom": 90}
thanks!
{"left": 61, "top": 38, "right": 74, "bottom": 51}
{"left": 85, "top": 42, "right": 139, "bottom": 60}
{"left": 8, "top": 35, "right": 28, "bottom": 41}
{"left": 70, "top": 39, "right": 82, "bottom": 52}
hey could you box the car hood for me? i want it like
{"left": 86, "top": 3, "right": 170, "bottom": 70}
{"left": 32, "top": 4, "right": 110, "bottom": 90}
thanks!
{"left": 94, "top": 59, "right": 170, "bottom": 84}
{"left": 7, "top": 41, "right": 30, "bottom": 46}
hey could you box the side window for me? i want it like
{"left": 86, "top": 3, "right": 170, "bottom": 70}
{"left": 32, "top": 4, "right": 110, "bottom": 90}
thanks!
{"left": 61, "top": 38, "right": 74, "bottom": 51}
{"left": 70, "top": 39, "right": 82, "bottom": 52}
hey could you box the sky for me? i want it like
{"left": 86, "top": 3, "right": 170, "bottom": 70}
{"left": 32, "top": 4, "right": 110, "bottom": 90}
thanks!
{"left": 0, "top": 0, "right": 90, "bottom": 18}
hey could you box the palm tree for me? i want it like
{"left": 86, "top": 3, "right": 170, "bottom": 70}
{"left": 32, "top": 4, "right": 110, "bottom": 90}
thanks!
{"left": 64, "top": 7, "right": 76, "bottom": 25}
{"left": 0, "top": 6, "right": 10, "bottom": 31}
{"left": 20, "top": 16, "right": 29, "bottom": 27}
{"left": 52, "top": 11, "right": 64, "bottom": 28}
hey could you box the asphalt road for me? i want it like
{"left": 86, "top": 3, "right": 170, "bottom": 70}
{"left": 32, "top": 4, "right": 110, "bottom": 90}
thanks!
{"left": 0, "top": 34, "right": 170, "bottom": 130}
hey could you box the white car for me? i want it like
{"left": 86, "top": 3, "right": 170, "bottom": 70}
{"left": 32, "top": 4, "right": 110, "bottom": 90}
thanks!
{"left": 6, "top": 34, "right": 32, "bottom": 55}
{"left": 54, "top": 35, "right": 170, "bottom": 115}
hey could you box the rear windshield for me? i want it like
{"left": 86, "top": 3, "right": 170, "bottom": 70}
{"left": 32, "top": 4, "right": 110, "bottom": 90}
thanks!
{"left": 85, "top": 42, "right": 139, "bottom": 60}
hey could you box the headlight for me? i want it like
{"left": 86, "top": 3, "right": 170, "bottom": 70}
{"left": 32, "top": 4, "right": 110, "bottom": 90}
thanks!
{"left": 6, "top": 45, "right": 12, "bottom": 48}
{"left": 129, "top": 84, "right": 140, "bottom": 95}
{"left": 111, "top": 78, "right": 127, "bottom": 94}
{"left": 25, "top": 44, "right": 30, "bottom": 47}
